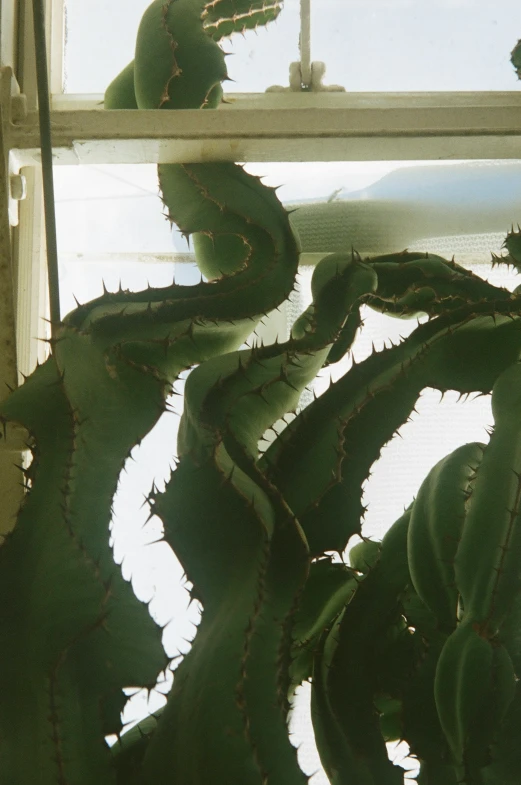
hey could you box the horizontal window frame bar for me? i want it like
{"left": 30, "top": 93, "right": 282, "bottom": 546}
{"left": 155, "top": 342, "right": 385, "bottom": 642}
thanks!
{"left": 50, "top": 91, "right": 521, "bottom": 111}
{"left": 7, "top": 92, "right": 521, "bottom": 165}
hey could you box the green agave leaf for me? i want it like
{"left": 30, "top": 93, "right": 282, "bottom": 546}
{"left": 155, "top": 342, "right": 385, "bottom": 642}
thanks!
{"left": 408, "top": 442, "right": 485, "bottom": 632}
{"left": 310, "top": 614, "right": 388, "bottom": 785}
{"left": 111, "top": 710, "right": 162, "bottom": 785}
{"left": 203, "top": 0, "right": 283, "bottom": 40}
{"left": 434, "top": 620, "right": 516, "bottom": 772}
{"left": 104, "top": 60, "right": 138, "bottom": 109}
{"left": 290, "top": 558, "right": 357, "bottom": 690}
{"left": 454, "top": 362, "right": 521, "bottom": 636}
{"left": 374, "top": 695, "right": 402, "bottom": 742}
{"left": 499, "top": 226, "right": 521, "bottom": 272}
{"left": 259, "top": 335, "right": 423, "bottom": 555}
{"left": 103, "top": 0, "right": 300, "bottom": 338}
{"left": 202, "top": 0, "right": 282, "bottom": 24}
{"left": 0, "top": 360, "right": 167, "bottom": 784}
{"left": 178, "top": 252, "right": 376, "bottom": 464}
{"left": 261, "top": 297, "right": 521, "bottom": 556}
{"left": 349, "top": 539, "right": 381, "bottom": 574}
{"left": 324, "top": 309, "right": 364, "bottom": 364}
{"left": 0, "top": 21, "right": 305, "bottom": 767}
{"left": 415, "top": 761, "right": 461, "bottom": 785}
{"left": 512, "top": 39, "right": 521, "bottom": 78}
{"left": 399, "top": 628, "right": 452, "bottom": 770}
{"left": 480, "top": 596, "right": 521, "bottom": 782}
{"left": 481, "top": 683, "right": 521, "bottom": 784}
{"left": 141, "top": 253, "right": 377, "bottom": 783}
{"left": 64, "top": 169, "right": 299, "bottom": 348}
{"left": 366, "top": 252, "right": 511, "bottom": 318}
{"left": 143, "top": 452, "right": 309, "bottom": 785}
{"left": 311, "top": 510, "right": 412, "bottom": 785}
{"left": 134, "top": 0, "right": 228, "bottom": 110}
{"left": 7, "top": 3, "right": 521, "bottom": 783}
{"left": 373, "top": 617, "right": 419, "bottom": 701}
{"left": 371, "top": 579, "right": 451, "bottom": 770}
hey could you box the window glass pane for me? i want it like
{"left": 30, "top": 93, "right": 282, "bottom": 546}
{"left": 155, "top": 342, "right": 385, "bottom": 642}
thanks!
{"left": 62, "top": 0, "right": 300, "bottom": 94}
{"left": 56, "top": 159, "right": 521, "bottom": 313}
{"left": 314, "top": 0, "right": 521, "bottom": 91}
{"left": 63, "top": 1, "right": 521, "bottom": 94}
{"left": 269, "top": 159, "right": 521, "bottom": 260}
{"left": 63, "top": 0, "right": 149, "bottom": 94}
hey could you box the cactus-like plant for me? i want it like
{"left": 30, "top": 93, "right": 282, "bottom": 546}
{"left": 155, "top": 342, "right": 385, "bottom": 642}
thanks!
{"left": 1, "top": 2, "right": 521, "bottom": 784}
{"left": 502, "top": 226, "right": 521, "bottom": 270}
{"left": 512, "top": 38, "right": 521, "bottom": 79}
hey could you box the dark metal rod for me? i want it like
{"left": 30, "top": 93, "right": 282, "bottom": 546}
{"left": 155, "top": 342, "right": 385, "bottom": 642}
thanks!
{"left": 31, "top": 0, "right": 61, "bottom": 334}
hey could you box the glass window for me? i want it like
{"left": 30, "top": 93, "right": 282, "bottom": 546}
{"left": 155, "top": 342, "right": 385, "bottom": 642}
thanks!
{"left": 62, "top": 0, "right": 521, "bottom": 94}
{"left": 62, "top": 0, "right": 300, "bottom": 93}
{"left": 312, "top": 0, "right": 521, "bottom": 91}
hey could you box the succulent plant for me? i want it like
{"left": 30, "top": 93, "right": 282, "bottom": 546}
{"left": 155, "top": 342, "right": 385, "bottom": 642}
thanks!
{"left": 503, "top": 226, "right": 521, "bottom": 269}
{"left": 1, "top": 2, "right": 521, "bottom": 784}
{"left": 511, "top": 38, "right": 521, "bottom": 79}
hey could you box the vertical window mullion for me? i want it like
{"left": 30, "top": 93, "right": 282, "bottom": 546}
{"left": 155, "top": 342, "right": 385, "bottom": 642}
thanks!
{"left": 48, "top": 0, "right": 64, "bottom": 94}
{"left": 13, "top": 166, "right": 49, "bottom": 377}
{"left": 11, "top": 0, "right": 59, "bottom": 376}
{"left": 299, "top": 0, "right": 311, "bottom": 87}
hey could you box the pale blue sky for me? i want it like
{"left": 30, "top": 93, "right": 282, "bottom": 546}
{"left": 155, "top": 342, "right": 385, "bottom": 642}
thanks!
{"left": 63, "top": 0, "right": 521, "bottom": 93}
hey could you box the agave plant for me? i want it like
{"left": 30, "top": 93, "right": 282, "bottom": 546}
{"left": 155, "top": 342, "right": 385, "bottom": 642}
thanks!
{"left": 1, "top": 2, "right": 521, "bottom": 784}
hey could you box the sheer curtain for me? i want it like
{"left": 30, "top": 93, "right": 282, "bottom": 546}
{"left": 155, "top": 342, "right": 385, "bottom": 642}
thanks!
{"left": 288, "top": 160, "right": 521, "bottom": 256}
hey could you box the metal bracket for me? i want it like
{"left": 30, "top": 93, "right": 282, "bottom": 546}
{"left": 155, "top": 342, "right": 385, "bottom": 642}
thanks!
{"left": 265, "top": 0, "right": 344, "bottom": 93}
{"left": 266, "top": 60, "right": 345, "bottom": 93}
{"left": 0, "top": 67, "right": 28, "bottom": 227}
